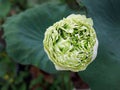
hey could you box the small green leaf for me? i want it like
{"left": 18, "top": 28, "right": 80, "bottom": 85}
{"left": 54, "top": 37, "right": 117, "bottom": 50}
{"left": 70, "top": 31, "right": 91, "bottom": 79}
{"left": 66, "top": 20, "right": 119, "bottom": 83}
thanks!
{"left": 0, "top": 43, "right": 4, "bottom": 52}
{"left": 0, "top": 0, "right": 11, "bottom": 19}
{"left": 0, "top": 53, "right": 16, "bottom": 78}
{"left": 19, "top": 82, "right": 26, "bottom": 90}
{"left": 29, "top": 75, "right": 43, "bottom": 89}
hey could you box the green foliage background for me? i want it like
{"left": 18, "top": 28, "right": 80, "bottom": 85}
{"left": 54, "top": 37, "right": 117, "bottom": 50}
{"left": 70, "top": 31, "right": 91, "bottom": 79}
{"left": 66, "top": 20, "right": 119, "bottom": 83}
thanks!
{"left": 1, "top": 0, "right": 120, "bottom": 90}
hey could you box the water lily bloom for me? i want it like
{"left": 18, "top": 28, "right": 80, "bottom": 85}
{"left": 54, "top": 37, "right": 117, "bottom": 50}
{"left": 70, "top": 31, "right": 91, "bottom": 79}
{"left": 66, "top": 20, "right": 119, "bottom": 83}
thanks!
{"left": 43, "top": 14, "right": 98, "bottom": 72}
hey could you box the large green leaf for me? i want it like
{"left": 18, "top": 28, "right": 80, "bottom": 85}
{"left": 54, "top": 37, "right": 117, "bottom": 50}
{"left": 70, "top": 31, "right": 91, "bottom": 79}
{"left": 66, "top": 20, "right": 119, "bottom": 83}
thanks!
{"left": 3, "top": 1, "right": 81, "bottom": 73}
{"left": 78, "top": 0, "right": 120, "bottom": 90}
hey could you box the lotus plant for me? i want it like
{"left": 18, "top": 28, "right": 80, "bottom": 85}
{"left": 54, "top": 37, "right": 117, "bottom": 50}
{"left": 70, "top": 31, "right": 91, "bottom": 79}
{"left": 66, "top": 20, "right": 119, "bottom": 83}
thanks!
{"left": 43, "top": 14, "right": 98, "bottom": 72}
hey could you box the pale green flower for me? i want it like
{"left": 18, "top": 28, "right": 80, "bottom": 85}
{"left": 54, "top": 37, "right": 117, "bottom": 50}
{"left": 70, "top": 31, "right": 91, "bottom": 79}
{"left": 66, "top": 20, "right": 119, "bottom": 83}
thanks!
{"left": 43, "top": 14, "right": 98, "bottom": 72}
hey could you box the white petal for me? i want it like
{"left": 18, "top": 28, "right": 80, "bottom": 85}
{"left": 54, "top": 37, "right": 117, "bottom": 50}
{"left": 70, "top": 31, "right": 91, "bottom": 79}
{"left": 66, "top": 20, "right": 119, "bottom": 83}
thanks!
{"left": 55, "top": 65, "right": 68, "bottom": 71}
{"left": 92, "top": 38, "right": 99, "bottom": 60}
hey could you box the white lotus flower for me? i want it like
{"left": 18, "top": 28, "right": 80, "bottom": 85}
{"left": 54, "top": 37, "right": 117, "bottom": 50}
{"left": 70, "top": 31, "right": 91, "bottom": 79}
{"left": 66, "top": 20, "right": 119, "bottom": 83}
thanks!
{"left": 43, "top": 14, "right": 98, "bottom": 72}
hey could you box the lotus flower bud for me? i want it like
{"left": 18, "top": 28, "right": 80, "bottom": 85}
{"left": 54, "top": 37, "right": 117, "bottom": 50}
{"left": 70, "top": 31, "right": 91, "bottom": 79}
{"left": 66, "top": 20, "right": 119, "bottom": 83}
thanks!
{"left": 43, "top": 14, "right": 98, "bottom": 72}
